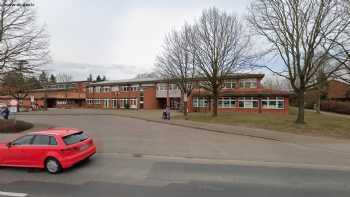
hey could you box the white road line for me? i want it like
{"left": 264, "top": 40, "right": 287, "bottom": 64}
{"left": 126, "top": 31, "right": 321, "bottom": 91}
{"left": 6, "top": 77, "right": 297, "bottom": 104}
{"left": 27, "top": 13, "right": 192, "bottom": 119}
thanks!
{"left": 0, "top": 191, "right": 27, "bottom": 197}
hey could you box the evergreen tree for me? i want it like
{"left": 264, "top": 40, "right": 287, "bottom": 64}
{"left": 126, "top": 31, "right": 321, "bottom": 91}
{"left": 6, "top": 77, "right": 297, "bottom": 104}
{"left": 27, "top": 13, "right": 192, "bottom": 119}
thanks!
{"left": 87, "top": 74, "right": 93, "bottom": 82}
{"left": 27, "top": 76, "right": 42, "bottom": 89}
{"left": 49, "top": 74, "right": 56, "bottom": 84}
{"left": 39, "top": 71, "right": 49, "bottom": 85}
{"left": 96, "top": 75, "right": 102, "bottom": 82}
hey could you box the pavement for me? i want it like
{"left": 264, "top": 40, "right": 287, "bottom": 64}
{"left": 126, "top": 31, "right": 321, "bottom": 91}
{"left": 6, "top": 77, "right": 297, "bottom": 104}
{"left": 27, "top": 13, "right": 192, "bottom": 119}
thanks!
{"left": 0, "top": 109, "right": 350, "bottom": 196}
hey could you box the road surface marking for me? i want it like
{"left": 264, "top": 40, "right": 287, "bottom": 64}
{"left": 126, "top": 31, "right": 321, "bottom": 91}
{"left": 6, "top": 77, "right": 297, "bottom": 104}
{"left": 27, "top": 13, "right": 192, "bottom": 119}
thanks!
{"left": 0, "top": 191, "right": 27, "bottom": 197}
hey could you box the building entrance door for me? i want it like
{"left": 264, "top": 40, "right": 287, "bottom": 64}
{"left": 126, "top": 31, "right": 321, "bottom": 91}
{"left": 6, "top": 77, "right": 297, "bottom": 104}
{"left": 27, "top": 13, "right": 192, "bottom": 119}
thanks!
{"left": 104, "top": 99, "right": 109, "bottom": 109}
{"left": 112, "top": 99, "right": 117, "bottom": 109}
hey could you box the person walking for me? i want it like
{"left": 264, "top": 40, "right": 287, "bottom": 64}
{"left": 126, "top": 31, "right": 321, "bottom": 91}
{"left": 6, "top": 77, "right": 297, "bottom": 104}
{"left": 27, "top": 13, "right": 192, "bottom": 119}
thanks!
{"left": 0, "top": 107, "right": 4, "bottom": 119}
{"left": 162, "top": 107, "right": 167, "bottom": 120}
{"left": 166, "top": 106, "right": 171, "bottom": 120}
{"left": 3, "top": 107, "right": 9, "bottom": 120}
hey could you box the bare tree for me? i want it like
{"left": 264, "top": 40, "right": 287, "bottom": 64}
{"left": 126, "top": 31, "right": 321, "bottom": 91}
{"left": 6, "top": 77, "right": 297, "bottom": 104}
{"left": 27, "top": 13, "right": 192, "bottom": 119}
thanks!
{"left": 133, "top": 72, "right": 159, "bottom": 79}
{"left": 248, "top": 0, "right": 350, "bottom": 124}
{"left": 1, "top": 61, "right": 39, "bottom": 111}
{"left": 0, "top": 0, "right": 50, "bottom": 75}
{"left": 191, "top": 7, "right": 253, "bottom": 117}
{"left": 56, "top": 72, "right": 73, "bottom": 104}
{"left": 332, "top": 0, "right": 350, "bottom": 83}
{"left": 262, "top": 75, "right": 291, "bottom": 90}
{"left": 156, "top": 24, "right": 196, "bottom": 117}
{"left": 56, "top": 72, "right": 73, "bottom": 83}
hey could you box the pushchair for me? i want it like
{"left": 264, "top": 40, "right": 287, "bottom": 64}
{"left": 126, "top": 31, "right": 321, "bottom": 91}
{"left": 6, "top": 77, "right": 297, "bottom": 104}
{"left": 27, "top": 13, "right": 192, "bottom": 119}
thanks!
{"left": 162, "top": 111, "right": 168, "bottom": 120}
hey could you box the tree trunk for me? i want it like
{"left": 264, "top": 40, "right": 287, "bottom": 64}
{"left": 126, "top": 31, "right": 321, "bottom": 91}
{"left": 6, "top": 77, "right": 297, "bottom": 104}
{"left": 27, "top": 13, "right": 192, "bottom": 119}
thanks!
{"left": 183, "top": 93, "right": 189, "bottom": 118}
{"left": 212, "top": 91, "right": 218, "bottom": 117}
{"left": 44, "top": 91, "right": 48, "bottom": 111}
{"left": 315, "top": 90, "right": 321, "bottom": 114}
{"left": 296, "top": 91, "right": 305, "bottom": 124}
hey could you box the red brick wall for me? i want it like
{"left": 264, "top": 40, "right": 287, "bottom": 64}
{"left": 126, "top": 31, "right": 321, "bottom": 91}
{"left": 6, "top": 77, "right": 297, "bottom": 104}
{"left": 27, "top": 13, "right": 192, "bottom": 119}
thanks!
{"left": 327, "top": 80, "right": 350, "bottom": 100}
{"left": 143, "top": 87, "right": 159, "bottom": 109}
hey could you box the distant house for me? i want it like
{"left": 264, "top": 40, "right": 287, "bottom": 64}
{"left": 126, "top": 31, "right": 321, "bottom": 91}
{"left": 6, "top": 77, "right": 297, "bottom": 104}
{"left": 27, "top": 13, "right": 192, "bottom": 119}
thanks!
{"left": 0, "top": 81, "right": 89, "bottom": 110}
{"left": 326, "top": 80, "right": 350, "bottom": 102}
{"left": 304, "top": 79, "right": 350, "bottom": 110}
{"left": 28, "top": 81, "right": 89, "bottom": 108}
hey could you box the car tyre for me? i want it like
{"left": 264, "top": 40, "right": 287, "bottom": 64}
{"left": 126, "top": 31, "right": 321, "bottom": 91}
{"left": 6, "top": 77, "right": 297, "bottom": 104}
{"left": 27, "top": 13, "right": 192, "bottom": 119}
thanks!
{"left": 45, "top": 157, "right": 62, "bottom": 174}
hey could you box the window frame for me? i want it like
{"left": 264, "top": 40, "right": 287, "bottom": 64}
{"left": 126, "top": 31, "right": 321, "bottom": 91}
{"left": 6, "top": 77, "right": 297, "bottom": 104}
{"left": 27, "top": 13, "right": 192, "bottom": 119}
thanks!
{"left": 192, "top": 97, "right": 208, "bottom": 108}
{"left": 239, "top": 79, "right": 258, "bottom": 89}
{"left": 11, "top": 135, "right": 34, "bottom": 146}
{"left": 32, "top": 135, "right": 51, "bottom": 146}
{"left": 262, "top": 97, "right": 285, "bottom": 109}
{"left": 223, "top": 80, "right": 237, "bottom": 89}
{"left": 238, "top": 97, "right": 259, "bottom": 108}
{"left": 218, "top": 97, "right": 236, "bottom": 108}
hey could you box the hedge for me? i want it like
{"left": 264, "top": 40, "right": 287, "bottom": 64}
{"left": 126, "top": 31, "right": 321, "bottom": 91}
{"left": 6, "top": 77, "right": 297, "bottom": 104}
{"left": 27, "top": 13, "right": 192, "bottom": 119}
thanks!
{"left": 321, "top": 101, "right": 350, "bottom": 115}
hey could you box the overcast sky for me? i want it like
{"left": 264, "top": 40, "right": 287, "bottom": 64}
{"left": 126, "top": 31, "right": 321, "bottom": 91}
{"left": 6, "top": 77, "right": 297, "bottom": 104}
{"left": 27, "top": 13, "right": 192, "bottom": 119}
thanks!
{"left": 33, "top": 0, "right": 252, "bottom": 80}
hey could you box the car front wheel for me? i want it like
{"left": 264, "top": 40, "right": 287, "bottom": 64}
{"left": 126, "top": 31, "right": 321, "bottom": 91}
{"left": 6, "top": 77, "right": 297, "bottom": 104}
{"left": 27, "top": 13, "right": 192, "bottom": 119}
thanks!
{"left": 45, "top": 158, "right": 62, "bottom": 174}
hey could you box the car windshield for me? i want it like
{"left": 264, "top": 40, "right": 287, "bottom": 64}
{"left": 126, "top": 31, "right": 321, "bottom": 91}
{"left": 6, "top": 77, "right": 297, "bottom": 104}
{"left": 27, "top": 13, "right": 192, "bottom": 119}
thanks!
{"left": 62, "top": 131, "right": 88, "bottom": 145}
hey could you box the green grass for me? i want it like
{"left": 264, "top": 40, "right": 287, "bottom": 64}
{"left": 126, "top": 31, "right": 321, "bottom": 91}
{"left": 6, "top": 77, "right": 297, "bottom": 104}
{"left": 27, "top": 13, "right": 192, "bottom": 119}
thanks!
{"left": 0, "top": 119, "right": 33, "bottom": 133}
{"left": 175, "top": 108, "right": 350, "bottom": 139}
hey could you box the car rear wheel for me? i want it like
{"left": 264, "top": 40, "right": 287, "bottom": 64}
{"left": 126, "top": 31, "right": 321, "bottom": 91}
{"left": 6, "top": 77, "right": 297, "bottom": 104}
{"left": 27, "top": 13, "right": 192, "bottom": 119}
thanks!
{"left": 45, "top": 158, "right": 62, "bottom": 174}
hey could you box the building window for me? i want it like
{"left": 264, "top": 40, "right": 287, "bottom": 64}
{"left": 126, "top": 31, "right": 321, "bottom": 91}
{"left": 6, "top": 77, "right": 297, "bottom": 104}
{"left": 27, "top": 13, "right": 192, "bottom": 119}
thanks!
{"left": 102, "top": 86, "right": 111, "bottom": 92}
{"left": 262, "top": 97, "right": 284, "bottom": 109}
{"left": 94, "top": 99, "right": 101, "bottom": 105}
{"left": 57, "top": 100, "right": 68, "bottom": 105}
{"left": 121, "top": 86, "right": 127, "bottom": 91}
{"left": 239, "top": 79, "right": 257, "bottom": 88}
{"left": 88, "top": 87, "right": 94, "bottom": 93}
{"left": 223, "top": 81, "right": 237, "bottom": 89}
{"left": 169, "top": 84, "right": 179, "bottom": 90}
{"left": 95, "top": 86, "right": 101, "bottom": 93}
{"left": 111, "top": 86, "right": 119, "bottom": 92}
{"left": 218, "top": 97, "right": 236, "bottom": 108}
{"left": 86, "top": 99, "right": 92, "bottom": 104}
{"left": 121, "top": 85, "right": 138, "bottom": 92}
{"left": 119, "top": 98, "right": 128, "bottom": 108}
{"left": 129, "top": 98, "right": 137, "bottom": 108}
{"left": 103, "top": 99, "right": 109, "bottom": 108}
{"left": 192, "top": 97, "right": 208, "bottom": 108}
{"left": 112, "top": 99, "right": 118, "bottom": 108}
{"left": 238, "top": 97, "right": 258, "bottom": 108}
{"left": 157, "top": 83, "right": 168, "bottom": 91}
{"left": 130, "top": 85, "right": 139, "bottom": 91}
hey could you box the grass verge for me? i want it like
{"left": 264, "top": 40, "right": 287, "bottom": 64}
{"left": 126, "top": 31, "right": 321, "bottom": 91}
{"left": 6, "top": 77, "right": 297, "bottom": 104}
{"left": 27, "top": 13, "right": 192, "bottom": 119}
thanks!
{"left": 175, "top": 108, "right": 350, "bottom": 139}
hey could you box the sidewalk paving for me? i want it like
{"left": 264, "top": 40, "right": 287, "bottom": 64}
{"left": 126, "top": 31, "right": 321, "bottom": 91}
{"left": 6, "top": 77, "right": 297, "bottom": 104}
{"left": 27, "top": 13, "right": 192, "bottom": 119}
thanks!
{"left": 17, "top": 108, "right": 350, "bottom": 154}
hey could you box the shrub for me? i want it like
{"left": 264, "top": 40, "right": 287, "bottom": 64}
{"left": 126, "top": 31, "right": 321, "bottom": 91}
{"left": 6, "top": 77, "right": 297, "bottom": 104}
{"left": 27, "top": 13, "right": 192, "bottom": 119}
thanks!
{"left": 321, "top": 101, "right": 350, "bottom": 115}
{"left": 0, "top": 120, "right": 33, "bottom": 133}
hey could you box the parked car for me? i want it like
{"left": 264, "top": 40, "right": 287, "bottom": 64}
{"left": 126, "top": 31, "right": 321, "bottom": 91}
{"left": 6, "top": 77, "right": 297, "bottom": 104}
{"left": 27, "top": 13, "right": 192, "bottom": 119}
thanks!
{"left": 0, "top": 128, "right": 96, "bottom": 174}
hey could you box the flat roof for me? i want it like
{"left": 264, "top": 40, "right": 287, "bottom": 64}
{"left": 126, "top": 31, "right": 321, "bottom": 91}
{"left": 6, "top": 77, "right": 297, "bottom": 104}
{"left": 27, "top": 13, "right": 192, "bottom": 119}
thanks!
{"left": 88, "top": 73, "right": 265, "bottom": 86}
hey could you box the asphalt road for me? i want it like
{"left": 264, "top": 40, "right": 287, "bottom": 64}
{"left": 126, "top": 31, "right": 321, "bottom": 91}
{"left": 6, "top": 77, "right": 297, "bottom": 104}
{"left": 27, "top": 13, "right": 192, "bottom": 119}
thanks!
{"left": 1, "top": 155, "right": 350, "bottom": 197}
{"left": 1, "top": 113, "right": 350, "bottom": 196}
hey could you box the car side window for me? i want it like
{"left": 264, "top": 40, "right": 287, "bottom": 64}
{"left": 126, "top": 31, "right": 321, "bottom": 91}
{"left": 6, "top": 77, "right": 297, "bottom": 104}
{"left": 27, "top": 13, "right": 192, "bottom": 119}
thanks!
{"left": 49, "top": 136, "right": 58, "bottom": 146}
{"left": 12, "top": 135, "right": 34, "bottom": 146}
{"left": 32, "top": 135, "right": 50, "bottom": 145}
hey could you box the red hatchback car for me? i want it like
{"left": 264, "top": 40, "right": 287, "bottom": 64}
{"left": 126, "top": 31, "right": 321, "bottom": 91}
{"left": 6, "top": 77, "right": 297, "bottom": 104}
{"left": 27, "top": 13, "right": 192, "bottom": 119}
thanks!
{"left": 0, "top": 128, "right": 96, "bottom": 174}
